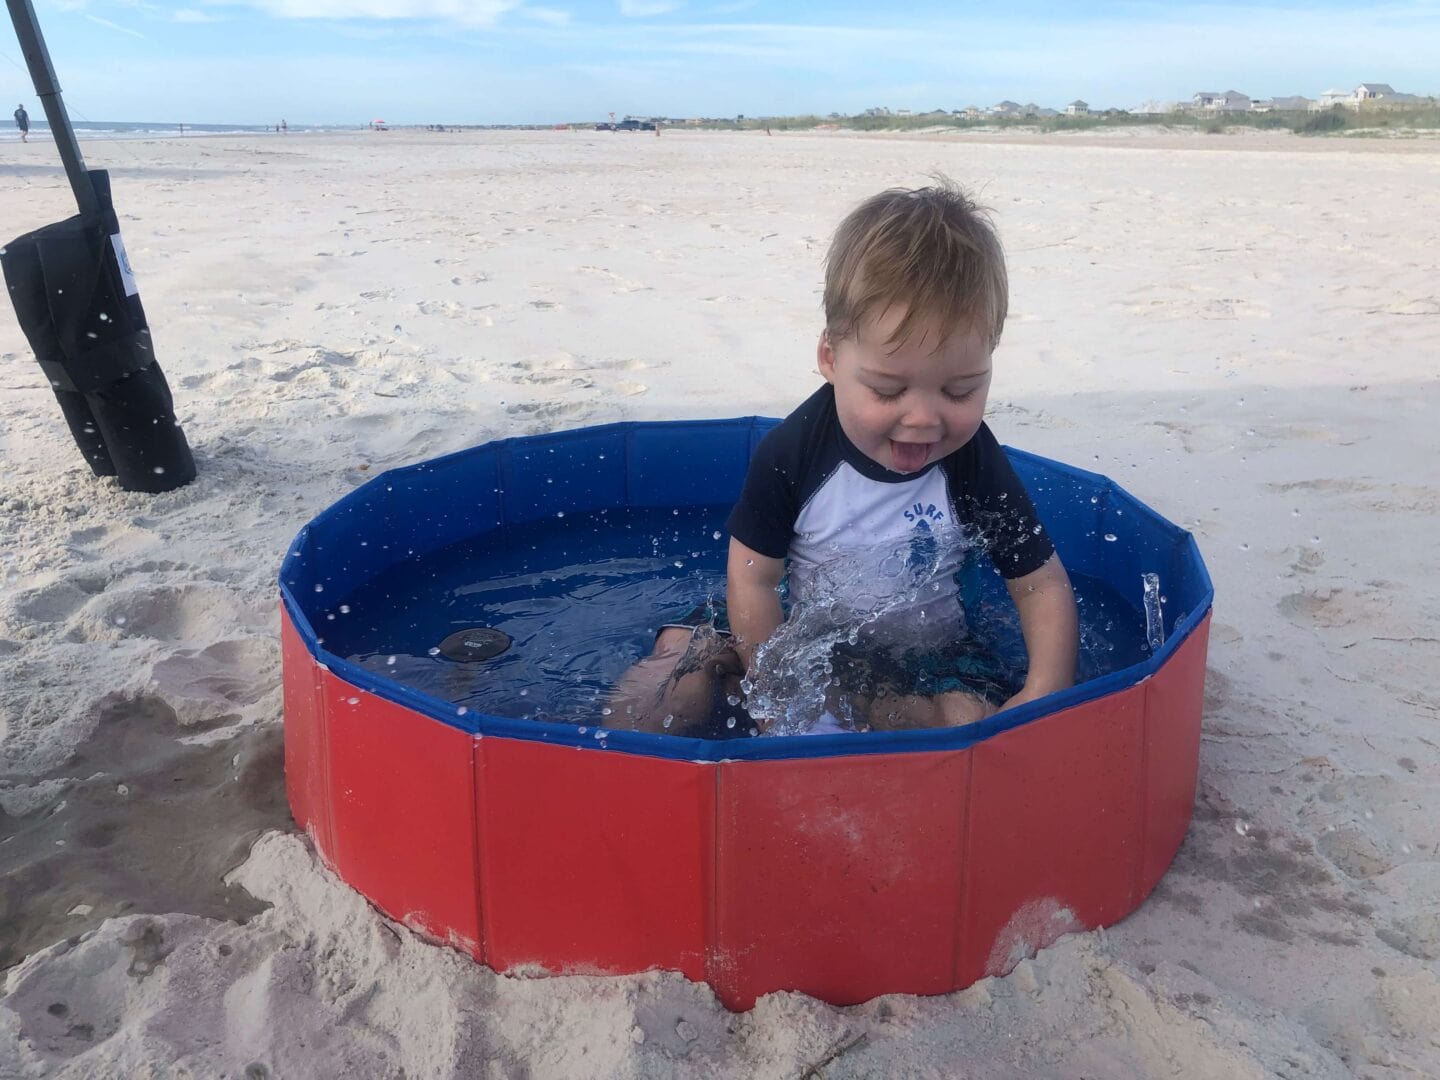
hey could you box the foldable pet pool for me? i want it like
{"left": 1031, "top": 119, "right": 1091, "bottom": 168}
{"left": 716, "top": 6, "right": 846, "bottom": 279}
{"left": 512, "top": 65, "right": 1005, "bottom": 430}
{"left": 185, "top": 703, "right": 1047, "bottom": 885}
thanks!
{"left": 279, "top": 418, "right": 1212, "bottom": 1009}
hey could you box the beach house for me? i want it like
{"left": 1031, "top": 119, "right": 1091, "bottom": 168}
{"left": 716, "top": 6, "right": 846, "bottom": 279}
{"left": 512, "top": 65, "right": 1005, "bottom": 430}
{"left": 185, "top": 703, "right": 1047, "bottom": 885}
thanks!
{"left": 1252, "top": 95, "right": 1313, "bottom": 113}
{"left": 1192, "top": 90, "right": 1251, "bottom": 112}
{"left": 1355, "top": 83, "right": 1424, "bottom": 106}
{"left": 1065, "top": 100, "right": 1090, "bottom": 116}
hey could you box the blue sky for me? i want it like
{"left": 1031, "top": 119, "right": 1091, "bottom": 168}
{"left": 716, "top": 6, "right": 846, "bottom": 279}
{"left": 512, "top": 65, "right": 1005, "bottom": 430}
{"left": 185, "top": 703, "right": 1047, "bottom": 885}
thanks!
{"left": 6, "top": 0, "right": 1439, "bottom": 125}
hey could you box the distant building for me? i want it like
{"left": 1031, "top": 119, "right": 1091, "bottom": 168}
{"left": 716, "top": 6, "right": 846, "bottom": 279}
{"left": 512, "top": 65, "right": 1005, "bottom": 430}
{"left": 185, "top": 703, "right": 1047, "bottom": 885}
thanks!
{"left": 1252, "top": 95, "right": 1313, "bottom": 112}
{"left": 990, "top": 100, "right": 1023, "bottom": 117}
{"left": 1317, "top": 88, "right": 1352, "bottom": 108}
{"left": 1066, "top": 100, "right": 1090, "bottom": 116}
{"left": 1192, "top": 90, "right": 1251, "bottom": 112}
{"left": 1355, "top": 83, "right": 1424, "bottom": 105}
{"left": 962, "top": 105, "right": 982, "bottom": 119}
{"left": 1132, "top": 100, "right": 1179, "bottom": 115}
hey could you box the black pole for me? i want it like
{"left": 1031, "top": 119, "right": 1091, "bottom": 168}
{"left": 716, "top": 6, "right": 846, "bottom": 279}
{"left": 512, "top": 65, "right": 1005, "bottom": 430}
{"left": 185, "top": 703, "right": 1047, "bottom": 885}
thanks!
{"left": 6, "top": 0, "right": 100, "bottom": 218}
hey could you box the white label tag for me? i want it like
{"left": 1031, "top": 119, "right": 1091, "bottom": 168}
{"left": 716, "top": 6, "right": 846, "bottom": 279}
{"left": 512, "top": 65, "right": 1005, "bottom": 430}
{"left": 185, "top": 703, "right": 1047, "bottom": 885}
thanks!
{"left": 110, "top": 233, "right": 139, "bottom": 297}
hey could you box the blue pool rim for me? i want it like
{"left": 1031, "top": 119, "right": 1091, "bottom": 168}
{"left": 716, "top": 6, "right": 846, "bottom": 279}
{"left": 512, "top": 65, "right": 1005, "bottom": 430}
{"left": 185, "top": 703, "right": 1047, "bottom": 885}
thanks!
{"left": 279, "top": 417, "right": 1214, "bottom": 763}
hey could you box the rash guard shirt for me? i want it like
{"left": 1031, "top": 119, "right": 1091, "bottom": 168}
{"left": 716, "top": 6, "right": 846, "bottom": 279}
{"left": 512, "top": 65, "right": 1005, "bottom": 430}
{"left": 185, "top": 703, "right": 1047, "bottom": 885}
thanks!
{"left": 726, "top": 384, "right": 1055, "bottom": 622}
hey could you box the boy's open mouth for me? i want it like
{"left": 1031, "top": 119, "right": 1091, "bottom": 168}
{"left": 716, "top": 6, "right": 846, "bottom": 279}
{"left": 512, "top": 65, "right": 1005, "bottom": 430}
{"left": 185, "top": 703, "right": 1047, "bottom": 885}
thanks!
{"left": 889, "top": 440, "right": 933, "bottom": 473}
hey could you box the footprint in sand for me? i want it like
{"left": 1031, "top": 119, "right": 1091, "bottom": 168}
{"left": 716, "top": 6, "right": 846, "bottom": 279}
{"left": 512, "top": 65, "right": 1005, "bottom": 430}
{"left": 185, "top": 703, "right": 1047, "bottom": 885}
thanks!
{"left": 505, "top": 400, "right": 588, "bottom": 422}
{"left": 1371, "top": 298, "right": 1440, "bottom": 316}
{"left": 1376, "top": 912, "right": 1440, "bottom": 960}
{"left": 149, "top": 637, "right": 279, "bottom": 725}
{"left": 1276, "top": 587, "right": 1392, "bottom": 630}
{"left": 64, "top": 583, "right": 267, "bottom": 646}
{"left": 8, "top": 576, "right": 107, "bottom": 625}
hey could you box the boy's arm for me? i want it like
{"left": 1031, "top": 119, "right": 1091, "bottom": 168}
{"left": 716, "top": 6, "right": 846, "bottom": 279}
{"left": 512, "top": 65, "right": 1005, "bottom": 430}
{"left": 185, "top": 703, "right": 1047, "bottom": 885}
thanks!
{"left": 1000, "top": 552, "right": 1079, "bottom": 712}
{"left": 726, "top": 538, "right": 785, "bottom": 672}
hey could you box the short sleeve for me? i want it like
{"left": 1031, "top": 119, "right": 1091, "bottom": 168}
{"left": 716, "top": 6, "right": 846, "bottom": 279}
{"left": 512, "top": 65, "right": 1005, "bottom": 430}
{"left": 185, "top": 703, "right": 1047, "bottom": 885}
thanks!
{"left": 726, "top": 425, "right": 800, "bottom": 560}
{"left": 949, "top": 423, "right": 1055, "bottom": 579}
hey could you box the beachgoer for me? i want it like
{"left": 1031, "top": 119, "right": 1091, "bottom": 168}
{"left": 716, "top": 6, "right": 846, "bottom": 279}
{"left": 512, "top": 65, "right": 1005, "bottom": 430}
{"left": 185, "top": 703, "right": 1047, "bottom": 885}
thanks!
{"left": 14, "top": 104, "right": 29, "bottom": 143}
{"left": 609, "top": 179, "right": 1079, "bottom": 736}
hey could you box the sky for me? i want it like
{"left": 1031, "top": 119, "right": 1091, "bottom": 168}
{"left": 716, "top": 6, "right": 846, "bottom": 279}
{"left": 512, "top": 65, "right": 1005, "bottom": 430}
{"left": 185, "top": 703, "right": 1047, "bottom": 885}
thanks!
{"left": 4, "top": 0, "right": 1439, "bottom": 125}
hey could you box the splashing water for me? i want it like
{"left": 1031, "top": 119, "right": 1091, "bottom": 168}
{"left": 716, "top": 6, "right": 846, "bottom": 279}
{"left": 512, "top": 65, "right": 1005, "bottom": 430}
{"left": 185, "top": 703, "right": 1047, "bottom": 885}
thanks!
{"left": 741, "top": 531, "right": 980, "bottom": 736}
{"left": 1142, "top": 572, "right": 1164, "bottom": 652}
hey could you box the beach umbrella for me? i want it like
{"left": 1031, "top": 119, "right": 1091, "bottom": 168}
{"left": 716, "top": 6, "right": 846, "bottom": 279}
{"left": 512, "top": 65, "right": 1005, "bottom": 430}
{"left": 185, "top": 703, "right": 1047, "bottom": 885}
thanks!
{"left": 3, "top": 0, "right": 195, "bottom": 493}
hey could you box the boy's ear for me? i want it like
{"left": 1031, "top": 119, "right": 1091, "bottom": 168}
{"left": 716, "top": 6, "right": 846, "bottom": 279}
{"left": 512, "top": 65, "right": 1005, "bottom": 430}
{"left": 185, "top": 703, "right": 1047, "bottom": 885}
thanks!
{"left": 816, "top": 330, "right": 837, "bottom": 384}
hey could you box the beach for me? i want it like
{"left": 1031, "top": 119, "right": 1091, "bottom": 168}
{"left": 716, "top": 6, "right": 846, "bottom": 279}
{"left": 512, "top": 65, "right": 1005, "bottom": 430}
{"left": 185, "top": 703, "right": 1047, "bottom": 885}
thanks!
{"left": 2, "top": 127, "right": 1438, "bottom": 1077}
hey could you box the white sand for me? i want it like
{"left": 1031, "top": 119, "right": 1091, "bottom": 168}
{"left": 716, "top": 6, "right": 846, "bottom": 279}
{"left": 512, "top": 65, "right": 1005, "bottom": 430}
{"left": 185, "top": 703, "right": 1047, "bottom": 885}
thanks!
{"left": 2, "top": 128, "right": 1438, "bottom": 1077}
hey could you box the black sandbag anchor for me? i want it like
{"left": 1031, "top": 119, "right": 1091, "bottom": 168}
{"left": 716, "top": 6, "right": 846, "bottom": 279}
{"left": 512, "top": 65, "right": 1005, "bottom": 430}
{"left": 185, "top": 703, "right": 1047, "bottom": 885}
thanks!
{"left": 3, "top": 169, "right": 195, "bottom": 493}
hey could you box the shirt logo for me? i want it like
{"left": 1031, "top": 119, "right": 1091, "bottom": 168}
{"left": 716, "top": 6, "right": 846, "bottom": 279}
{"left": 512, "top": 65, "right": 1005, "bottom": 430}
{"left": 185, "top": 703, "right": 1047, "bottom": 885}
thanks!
{"left": 903, "top": 502, "right": 945, "bottom": 524}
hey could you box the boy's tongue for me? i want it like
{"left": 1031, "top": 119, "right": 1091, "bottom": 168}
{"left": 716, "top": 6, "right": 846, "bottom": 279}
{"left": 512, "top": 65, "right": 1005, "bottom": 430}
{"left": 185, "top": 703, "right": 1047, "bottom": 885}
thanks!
{"left": 889, "top": 440, "right": 932, "bottom": 473}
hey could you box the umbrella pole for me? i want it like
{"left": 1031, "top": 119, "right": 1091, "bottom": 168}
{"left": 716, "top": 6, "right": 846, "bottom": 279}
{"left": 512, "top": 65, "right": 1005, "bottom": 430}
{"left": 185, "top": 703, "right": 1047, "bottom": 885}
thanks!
{"left": 6, "top": 0, "right": 100, "bottom": 218}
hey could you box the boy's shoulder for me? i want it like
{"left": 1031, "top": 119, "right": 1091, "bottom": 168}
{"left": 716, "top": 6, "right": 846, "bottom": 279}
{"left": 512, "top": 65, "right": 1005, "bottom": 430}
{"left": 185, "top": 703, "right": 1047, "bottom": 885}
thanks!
{"left": 752, "top": 383, "right": 838, "bottom": 470}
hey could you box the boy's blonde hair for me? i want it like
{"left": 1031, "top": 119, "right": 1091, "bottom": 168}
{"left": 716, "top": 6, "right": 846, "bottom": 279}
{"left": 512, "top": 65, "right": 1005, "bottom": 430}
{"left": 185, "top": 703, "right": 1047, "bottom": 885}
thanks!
{"left": 823, "top": 178, "right": 1008, "bottom": 353}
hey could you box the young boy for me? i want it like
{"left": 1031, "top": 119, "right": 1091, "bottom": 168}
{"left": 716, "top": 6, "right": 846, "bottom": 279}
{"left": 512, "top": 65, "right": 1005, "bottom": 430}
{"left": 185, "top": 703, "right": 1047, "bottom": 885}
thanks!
{"left": 611, "top": 180, "right": 1078, "bottom": 736}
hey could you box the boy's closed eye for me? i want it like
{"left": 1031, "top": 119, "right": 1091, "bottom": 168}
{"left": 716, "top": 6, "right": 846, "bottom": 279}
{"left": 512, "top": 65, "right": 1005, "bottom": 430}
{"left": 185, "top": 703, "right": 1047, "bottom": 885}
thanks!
{"left": 866, "top": 385, "right": 979, "bottom": 403}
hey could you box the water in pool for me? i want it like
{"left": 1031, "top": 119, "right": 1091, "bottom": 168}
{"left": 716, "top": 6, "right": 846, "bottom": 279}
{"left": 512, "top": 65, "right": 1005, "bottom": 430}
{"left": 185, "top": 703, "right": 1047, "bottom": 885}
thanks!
{"left": 322, "top": 505, "right": 1158, "bottom": 733}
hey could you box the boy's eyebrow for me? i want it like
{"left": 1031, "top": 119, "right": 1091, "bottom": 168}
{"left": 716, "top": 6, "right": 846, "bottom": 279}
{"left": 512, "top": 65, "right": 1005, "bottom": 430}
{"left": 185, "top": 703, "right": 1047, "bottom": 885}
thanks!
{"left": 859, "top": 366, "right": 991, "bottom": 381}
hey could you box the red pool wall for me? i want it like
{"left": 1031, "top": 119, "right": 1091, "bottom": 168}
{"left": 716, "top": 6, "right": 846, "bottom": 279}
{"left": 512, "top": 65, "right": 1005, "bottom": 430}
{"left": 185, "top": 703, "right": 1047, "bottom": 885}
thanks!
{"left": 281, "top": 606, "right": 1208, "bottom": 1010}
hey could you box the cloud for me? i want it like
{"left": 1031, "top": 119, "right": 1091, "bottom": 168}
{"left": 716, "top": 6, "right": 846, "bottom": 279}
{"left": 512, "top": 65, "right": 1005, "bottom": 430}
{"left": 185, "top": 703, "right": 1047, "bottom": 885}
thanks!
{"left": 619, "top": 0, "right": 683, "bottom": 16}
{"left": 172, "top": 7, "right": 224, "bottom": 21}
{"left": 230, "top": 0, "right": 523, "bottom": 23}
{"left": 519, "top": 5, "right": 569, "bottom": 26}
{"left": 83, "top": 11, "right": 147, "bottom": 36}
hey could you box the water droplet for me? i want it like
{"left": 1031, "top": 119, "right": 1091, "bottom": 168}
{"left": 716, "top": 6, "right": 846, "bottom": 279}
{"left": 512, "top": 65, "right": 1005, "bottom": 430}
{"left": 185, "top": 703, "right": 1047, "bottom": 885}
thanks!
{"left": 338, "top": 604, "right": 351, "bottom": 614}
{"left": 114, "top": 615, "right": 127, "bottom": 626}
{"left": 99, "top": 312, "right": 110, "bottom": 322}
{"left": 556, "top": 510, "right": 566, "bottom": 518}
{"left": 1103, "top": 533, "right": 1117, "bottom": 542}
{"left": 519, "top": 688, "right": 528, "bottom": 696}
{"left": 386, "top": 655, "right": 397, "bottom": 665}
{"left": 347, "top": 696, "right": 360, "bottom": 706}
{"left": 1239, "top": 543, "right": 1250, "bottom": 551}
{"left": 601, "top": 707, "right": 612, "bottom": 716}
{"left": 726, "top": 694, "right": 741, "bottom": 707}
{"left": 662, "top": 714, "right": 674, "bottom": 729}
{"left": 393, "top": 324, "right": 402, "bottom": 333}
{"left": 457, "top": 705, "right": 468, "bottom": 716}
{"left": 673, "top": 560, "right": 684, "bottom": 568}
{"left": 428, "top": 646, "right": 441, "bottom": 656}
{"left": 152, "top": 466, "right": 166, "bottom": 475}
{"left": 712, "top": 531, "right": 722, "bottom": 540}
{"left": 578, "top": 725, "right": 588, "bottom": 735}
{"left": 313, "top": 583, "right": 325, "bottom": 593}
{"left": 726, "top": 716, "right": 736, "bottom": 729}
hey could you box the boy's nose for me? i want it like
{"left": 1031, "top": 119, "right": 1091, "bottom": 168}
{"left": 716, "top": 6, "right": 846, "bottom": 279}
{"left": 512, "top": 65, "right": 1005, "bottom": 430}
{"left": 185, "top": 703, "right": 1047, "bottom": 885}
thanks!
{"left": 901, "top": 399, "right": 942, "bottom": 430}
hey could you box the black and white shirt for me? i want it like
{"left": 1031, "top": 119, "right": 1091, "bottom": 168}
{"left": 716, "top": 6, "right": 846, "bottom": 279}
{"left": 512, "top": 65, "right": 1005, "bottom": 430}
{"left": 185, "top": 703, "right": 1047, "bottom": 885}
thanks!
{"left": 727, "top": 385, "right": 1054, "bottom": 624}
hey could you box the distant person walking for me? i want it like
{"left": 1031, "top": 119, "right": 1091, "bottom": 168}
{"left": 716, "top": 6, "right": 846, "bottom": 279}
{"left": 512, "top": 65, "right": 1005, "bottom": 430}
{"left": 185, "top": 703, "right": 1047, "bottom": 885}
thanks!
{"left": 14, "top": 104, "right": 29, "bottom": 142}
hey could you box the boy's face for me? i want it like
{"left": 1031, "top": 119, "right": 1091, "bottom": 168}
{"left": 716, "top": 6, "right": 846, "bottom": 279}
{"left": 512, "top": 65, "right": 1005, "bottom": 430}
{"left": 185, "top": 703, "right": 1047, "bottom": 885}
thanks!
{"left": 818, "top": 307, "right": 993, "bottom": 474}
